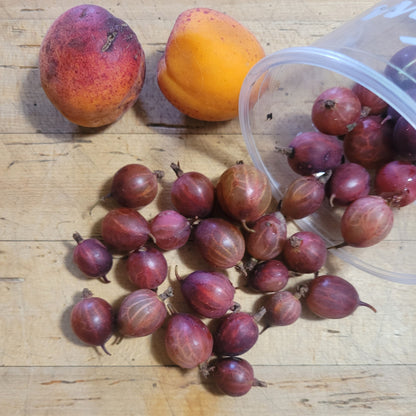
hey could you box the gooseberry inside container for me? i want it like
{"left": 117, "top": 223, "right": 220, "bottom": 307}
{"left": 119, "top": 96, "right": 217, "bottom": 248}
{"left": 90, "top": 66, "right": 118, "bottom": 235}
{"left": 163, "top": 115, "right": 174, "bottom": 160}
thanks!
{"left": 239, "top": 0, "right": 416, "bottom": 284}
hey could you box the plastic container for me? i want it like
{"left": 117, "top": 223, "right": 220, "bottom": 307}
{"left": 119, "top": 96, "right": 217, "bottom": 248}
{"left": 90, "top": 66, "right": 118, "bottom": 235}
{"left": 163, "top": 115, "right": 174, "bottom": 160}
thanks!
{"left": 239, "top": 0, "right": 416, "bottom": 284}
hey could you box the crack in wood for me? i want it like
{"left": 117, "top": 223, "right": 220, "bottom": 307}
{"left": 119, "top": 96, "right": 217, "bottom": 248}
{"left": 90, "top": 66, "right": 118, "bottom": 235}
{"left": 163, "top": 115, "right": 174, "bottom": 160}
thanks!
{"left": 20, "top": 8, "right": 45, "bottom": 12}
{"left": 318, "top": 394, "right": 400, "bottom": 407}
{"left": 0, "top": 65, "right": 38, "bottom": 69}
{"left": 18, "top": 44, "right": 41, "bottom": 48}
{"left": 41, "top": 377, "right": 111, "bottom": 385}
{"left": 0, "top": 277, "right": 25, "bottom": 283}
{"left": 8, "top": 159, "right": 57, "bottom": 168}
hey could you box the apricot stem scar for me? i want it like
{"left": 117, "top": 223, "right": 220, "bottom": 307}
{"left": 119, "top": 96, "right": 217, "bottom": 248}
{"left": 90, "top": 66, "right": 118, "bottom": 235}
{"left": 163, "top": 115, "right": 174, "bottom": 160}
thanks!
{"left": 102, "top": 31, "right": 118, "bottom": 52}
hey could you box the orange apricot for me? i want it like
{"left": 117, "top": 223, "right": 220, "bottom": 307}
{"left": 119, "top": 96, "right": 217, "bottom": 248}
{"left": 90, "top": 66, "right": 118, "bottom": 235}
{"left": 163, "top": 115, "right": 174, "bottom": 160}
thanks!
{"left": 157, "top": 8, "right": 265, "bottom": 122}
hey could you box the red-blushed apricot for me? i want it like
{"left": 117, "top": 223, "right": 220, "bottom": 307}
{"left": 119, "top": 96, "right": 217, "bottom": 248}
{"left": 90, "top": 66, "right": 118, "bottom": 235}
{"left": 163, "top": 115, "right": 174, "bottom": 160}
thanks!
{"left": 39, "top": 5, "right": 146, "bottom": 127}
{"left": 157, "top": 8, "right": 265, "bottom": 122}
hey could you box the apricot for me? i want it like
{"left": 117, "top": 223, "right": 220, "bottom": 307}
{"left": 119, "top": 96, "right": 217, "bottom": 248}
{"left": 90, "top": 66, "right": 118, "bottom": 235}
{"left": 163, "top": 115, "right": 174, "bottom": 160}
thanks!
{"left": 157, "top": 8, "right": 265, "bottom": 122}
{"left": 39, "top": 5, "right": 146, "bottom": 128}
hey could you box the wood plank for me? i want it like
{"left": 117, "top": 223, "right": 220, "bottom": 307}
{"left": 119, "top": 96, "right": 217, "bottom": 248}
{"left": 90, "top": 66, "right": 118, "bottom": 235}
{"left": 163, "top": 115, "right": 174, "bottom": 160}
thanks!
{"left": 0, "top": 365, "right": 414, "bottom": 415}
{"left": 0, "top": 1, "right": 379, "bottom": 23}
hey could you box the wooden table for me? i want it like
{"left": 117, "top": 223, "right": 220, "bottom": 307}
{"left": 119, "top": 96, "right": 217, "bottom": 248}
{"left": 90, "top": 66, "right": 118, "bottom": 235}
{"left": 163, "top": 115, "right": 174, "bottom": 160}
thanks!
{"left": 1, "top": 0, "right": 415, "bottom": 414}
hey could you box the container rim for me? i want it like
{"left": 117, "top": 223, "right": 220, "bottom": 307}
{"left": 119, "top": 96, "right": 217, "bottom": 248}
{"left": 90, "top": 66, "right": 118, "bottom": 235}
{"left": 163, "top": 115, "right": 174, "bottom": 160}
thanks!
{"left": 238, "top": 46, "right": 416, "bottom": 284}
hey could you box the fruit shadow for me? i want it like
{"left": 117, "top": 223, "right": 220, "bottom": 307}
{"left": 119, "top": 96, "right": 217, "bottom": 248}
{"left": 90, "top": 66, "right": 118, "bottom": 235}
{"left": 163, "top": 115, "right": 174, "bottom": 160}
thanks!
{"left": 90, "top": 176, "right": 115, "bottom": 211}
{"left": 112, "top": 253, "right": 137, "bottom": 292}
{"left": 173, "top": 240, "right": 207, "bottom": 272}
{"left": 149, "top": 325, "right": 173, "bottom": 366}
{"left": 154, "top": 173, "right": 175, "bottom": 213}
{"left": 133, "top": 50, "right": 185, "bottom": 127}
{"left": 199, "top": 361, "right": 224, "bottom": 396}
{"left": 133, "top": 49, "right": 223, "bottom": 131}
{"left": 88, "top": 184, "right": 119, "bottom": 237}
{"left": 200, "top": 378, "right": 222, "bottom": 396}
{"left": 132, "top": 50, "right": 243, "bottom": 164}
{"left": 323, "top": 248, "right": 345, "bottom": 276}
{"left": 60, "top": 292, "right": 85, "bottom": 348}
{"left": 21, "top": 66, "right": 112, "bottom": 139}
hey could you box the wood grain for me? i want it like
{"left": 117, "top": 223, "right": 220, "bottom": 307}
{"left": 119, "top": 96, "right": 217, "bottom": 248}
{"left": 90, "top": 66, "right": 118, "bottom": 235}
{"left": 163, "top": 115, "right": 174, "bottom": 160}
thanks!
{"left": 1, "top": 0, "right": 415, "bottom": 415}
{"left": 0, "top": 365, "right": 414, "bottom": 415}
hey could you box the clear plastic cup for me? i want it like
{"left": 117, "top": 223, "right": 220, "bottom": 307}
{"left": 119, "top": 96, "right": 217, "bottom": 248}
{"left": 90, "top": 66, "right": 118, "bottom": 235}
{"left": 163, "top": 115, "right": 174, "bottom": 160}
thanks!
{"left": 239, "top": 0, "right": 416, "bottom": 284}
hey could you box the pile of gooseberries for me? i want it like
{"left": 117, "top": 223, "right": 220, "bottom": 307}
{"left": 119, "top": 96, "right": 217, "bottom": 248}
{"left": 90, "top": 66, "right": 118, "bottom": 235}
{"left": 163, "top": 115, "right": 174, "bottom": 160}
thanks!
{"left": 68, "top": 158, "right": 378, "bottom": 397}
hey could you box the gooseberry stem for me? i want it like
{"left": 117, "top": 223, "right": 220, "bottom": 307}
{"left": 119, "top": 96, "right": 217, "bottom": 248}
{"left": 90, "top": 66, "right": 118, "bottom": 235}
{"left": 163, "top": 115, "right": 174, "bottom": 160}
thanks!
{"left": 73, "top": 232, "right": 83, "bottom": 245}
{"left": 241, "top": 220, "right": 255, "bottom": 233}
{"left": 359, "top": 300, "right": 377, "bottom": 313}
{"left": 253, "top": 378, "right": 268, "bottom": 388}
{"left": 170, "top": 162, "right": 184, "bottom": 178}
{"left": 100, "top": 343, "right": 111, "bottom": 356}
